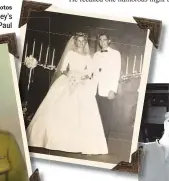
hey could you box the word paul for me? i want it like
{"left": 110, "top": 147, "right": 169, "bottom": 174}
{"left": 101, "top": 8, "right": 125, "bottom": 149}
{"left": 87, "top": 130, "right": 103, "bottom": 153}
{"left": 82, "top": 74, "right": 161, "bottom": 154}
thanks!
{"left": 0, "top": 22, "right": 12, "bottom": 28}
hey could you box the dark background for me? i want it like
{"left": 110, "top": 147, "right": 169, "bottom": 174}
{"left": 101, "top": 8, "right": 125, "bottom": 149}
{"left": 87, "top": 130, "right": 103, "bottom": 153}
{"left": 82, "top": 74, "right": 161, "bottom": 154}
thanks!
{"left": 139, "top": 83, "right": 169, "bottom": 143}
{"left": 19, "top": 11, "right": 148, "bottom": 163}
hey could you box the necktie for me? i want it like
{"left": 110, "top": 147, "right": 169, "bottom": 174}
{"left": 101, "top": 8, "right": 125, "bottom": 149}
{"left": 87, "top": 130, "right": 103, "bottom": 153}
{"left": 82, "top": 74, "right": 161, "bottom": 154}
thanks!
{"left": 101, "top": 49, "right": 108, "bottom": 53}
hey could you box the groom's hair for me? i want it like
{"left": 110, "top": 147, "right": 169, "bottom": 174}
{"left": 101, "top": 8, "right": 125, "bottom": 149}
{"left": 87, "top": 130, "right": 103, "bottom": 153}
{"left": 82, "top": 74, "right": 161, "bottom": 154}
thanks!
{"left": 97, "top": 32, "right": 110, "bottom": 40}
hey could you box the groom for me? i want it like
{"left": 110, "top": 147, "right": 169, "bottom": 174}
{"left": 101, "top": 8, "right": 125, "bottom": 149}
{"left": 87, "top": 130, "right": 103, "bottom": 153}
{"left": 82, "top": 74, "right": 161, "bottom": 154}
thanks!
{"left": 93, "top": 32, "right": 121, "bottom": 138}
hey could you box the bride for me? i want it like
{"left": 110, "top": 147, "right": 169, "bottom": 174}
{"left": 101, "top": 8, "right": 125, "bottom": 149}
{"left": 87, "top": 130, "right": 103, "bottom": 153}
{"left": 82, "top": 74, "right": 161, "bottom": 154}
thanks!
{"left": 27, "top": 32, "right": 108, "bottom": 154}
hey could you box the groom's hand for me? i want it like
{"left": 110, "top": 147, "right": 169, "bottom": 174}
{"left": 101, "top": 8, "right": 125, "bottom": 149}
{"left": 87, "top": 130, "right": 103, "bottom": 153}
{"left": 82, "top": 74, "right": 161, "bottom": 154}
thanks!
{"left": 108, "top": 91, "right": 115, "bottom": 100}
{"left": 62, "top": 70, "right": 68, "bottom": 76}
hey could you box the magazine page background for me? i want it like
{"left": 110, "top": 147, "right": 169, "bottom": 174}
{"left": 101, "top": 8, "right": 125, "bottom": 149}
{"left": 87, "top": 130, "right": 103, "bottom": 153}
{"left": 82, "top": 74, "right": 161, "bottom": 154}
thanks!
{"left": 1, "top": 0, "right": 169, "bottom": 181}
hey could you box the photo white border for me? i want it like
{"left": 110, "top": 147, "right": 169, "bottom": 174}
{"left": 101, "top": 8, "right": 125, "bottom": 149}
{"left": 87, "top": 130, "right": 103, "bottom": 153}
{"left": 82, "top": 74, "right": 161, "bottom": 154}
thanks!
{"left": 19, "top": 5, "right": 153, "bottom": 169}
{"left": 0, "top": 43, "right": 32, "bottom": 177}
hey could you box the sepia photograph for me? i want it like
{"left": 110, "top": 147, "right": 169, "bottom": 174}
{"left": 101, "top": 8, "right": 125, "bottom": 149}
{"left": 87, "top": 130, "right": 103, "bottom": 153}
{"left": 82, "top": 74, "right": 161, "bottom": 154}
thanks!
{"left": 19, "top": 7, "right": 154, "bottom": 169}
{"left": 0, "top": 42, "right": 32, "bottom": 181}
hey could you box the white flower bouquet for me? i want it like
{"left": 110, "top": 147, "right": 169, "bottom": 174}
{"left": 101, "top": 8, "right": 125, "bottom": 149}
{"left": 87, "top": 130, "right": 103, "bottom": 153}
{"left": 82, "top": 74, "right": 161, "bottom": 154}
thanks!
{"left": 68, "top": 71, "right": 86, "bottom": 87}
{"left": 24, "top": 55, "right": 38, "bottom": 69}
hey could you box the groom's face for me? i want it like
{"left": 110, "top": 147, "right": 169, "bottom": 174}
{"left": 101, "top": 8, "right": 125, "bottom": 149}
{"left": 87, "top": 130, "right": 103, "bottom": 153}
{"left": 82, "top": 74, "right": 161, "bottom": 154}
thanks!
{"left": 99, "top": 35, "right": 110, "bottom": 50}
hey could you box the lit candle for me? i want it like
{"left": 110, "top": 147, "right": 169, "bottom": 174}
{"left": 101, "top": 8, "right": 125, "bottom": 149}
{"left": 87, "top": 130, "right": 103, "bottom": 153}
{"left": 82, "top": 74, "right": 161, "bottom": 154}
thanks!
{"left": 25, "top": 43, "right": 28, "bottom": 59}
{"left": 132, "top": 55, "right": 136, "bottom": 74}
{"left": 38, "top": 43, "right": 43, "bottom": 63}
{"left": 51, "top": 48, "right": 55, "bottom": 67}
{"left": 126, "top": 56, "right": 129, "bottom": 75}
{"left": 27, "top": 69, "right": 32, "bottom": 91}
{"left": 32, "top": 39, "right": 36, "bottom": 56}
{"left": 45, "top": 46, "right": 49, "bottom": 66}
{"left": 139, "top": 54, "right": 143, "bottom": 73}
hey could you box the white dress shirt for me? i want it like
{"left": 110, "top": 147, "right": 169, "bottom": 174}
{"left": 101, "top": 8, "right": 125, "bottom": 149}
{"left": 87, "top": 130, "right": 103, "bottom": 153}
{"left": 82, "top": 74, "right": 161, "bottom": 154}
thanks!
{"left": 93, "top": 47, "right": 121, "bottom": 97}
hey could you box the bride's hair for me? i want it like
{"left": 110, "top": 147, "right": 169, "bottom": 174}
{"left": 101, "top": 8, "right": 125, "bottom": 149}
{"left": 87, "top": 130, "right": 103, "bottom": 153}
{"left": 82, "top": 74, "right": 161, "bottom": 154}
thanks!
{"left": 73, "top": 32, "right": 88, "bottom": 41}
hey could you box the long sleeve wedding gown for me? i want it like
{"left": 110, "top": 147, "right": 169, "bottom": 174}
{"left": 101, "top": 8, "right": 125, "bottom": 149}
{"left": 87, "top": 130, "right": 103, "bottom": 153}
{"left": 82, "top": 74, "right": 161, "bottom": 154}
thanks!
{"left": 27, "top": 50, "right": 108, "bottom": 154}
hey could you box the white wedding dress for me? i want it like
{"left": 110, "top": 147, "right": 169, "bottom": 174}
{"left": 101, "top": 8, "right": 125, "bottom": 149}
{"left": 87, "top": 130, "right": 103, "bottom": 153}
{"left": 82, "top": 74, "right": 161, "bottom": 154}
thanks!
{"left": 27, "top": 50, "right": 108, "bottom": 154}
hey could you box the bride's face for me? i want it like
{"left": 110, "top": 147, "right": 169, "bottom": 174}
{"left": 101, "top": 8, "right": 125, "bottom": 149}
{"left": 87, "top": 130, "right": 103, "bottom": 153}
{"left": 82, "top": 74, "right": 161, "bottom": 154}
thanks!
{"left": 75, "top": 36, "right": 86, "bottom": 49}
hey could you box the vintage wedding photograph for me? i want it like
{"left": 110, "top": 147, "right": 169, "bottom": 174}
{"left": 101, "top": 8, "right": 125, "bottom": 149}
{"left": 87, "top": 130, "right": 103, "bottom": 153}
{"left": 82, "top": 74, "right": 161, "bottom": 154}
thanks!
{"left": 19, "top": 8, "right": 154, "bottom": 168}
{"left": 0, "top": 43, "right": 31, "bottom": 181}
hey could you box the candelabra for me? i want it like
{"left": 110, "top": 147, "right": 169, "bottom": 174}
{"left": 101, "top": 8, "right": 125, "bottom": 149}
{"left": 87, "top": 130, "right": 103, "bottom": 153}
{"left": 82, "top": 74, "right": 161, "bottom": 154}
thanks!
{"left": 23, "top": 40, "right": 57, "bottom": 70}
{"left": 121, "top": 54, "right": 143, "bottom": 83}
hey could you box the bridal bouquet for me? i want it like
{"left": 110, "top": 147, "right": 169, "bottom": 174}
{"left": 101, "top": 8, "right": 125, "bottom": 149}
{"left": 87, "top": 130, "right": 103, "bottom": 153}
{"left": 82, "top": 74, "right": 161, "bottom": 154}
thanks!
{"left": 68, "top": 73, "right": 83, "bottom": 86}
{"left": 25, "top": 55, "right": 38, "bottom": 69}
{"left": 68, "top": 71, "right": 88, "bottom": 88}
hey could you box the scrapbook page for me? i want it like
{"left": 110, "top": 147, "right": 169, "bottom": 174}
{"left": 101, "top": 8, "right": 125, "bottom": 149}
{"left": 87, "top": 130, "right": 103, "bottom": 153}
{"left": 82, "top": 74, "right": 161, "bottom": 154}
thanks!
{"left": 18, "top": 0, "right": 161, "bottom": 173}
